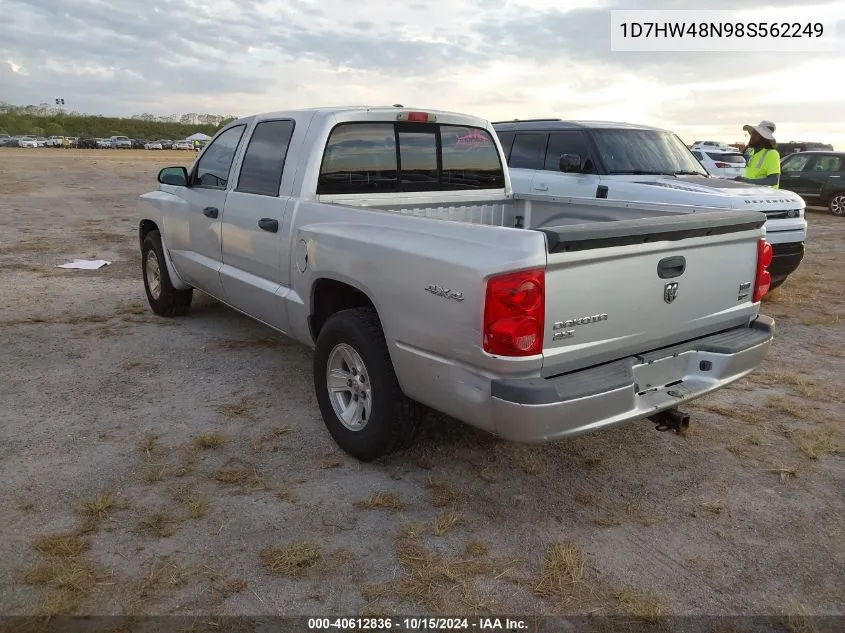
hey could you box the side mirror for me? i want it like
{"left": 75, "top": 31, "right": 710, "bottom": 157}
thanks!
{"left": 559, "top": 153, "right": 582, "bottom": 173}
{"left": 158, "top": 166, "right": 189, "bottom": 186}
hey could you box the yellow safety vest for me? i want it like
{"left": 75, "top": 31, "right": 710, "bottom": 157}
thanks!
{"left": 744, "top": 148, "right": 781, "bottom": 188}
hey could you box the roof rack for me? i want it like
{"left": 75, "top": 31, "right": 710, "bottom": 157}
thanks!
{"left": 490, "top": 118, "right": 563, "bottom": 124}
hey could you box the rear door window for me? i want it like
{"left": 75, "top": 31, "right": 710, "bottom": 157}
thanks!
{"left": 317, "top": 122, "right": 504, "bottom": 194}
{"left": 781, "top": 153, "right": 813, "bottom": 172}
{"left": 706, "top": 152, "right": 746, "bottom": 164}
{"left": 509, "top": 133, "right": 547, "bottom": 170}
{"left": 236, "top": 119, "right": 296, "bottom": 196}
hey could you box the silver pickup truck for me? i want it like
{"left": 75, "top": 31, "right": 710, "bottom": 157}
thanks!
{"left": 137, "top": 106, "right": 775, "bottom": 461}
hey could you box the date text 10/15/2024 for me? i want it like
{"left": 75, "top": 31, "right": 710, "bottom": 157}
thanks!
{"left": 308, "top": 618, "right": 528, "bottom": 630}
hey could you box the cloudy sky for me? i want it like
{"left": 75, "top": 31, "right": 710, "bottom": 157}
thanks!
{"left": 2, "top": 0, "right": 844, "bottom": 145}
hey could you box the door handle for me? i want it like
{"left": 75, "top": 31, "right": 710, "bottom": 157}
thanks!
{"left": 534, "top": 184, "right": 549, "bottom": 191}
{"left": 202, "top": 206, "right": 219, "bottom": 218}
{"left": 258, "top": 218, "right": 278, "bottom": 233}
{"left": 657, "top": 256, "right": 686, "bottom": 279}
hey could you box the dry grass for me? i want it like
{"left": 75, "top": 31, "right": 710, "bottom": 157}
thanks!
{"left": 259, "top": 541, "right": 322, "bottom": 578}
{"left": 213, "top": 396, "right": 256, "bottom": 419}
{"left": 34, "top": 534, "right": 90, "bottom": 559}
{"left": 187, "top": 497, "right": 208, "bottom": 519}
{"left": 595, "top": 515, "right": 622, "bottom": 528}
{"left": 24, "top": 532, "right": 105, "bottom": 616}
{"left": 626, "top": 504, "right": 663, "bottom": 527}
{"left": 533, "top": 541, "right": 584, "bottom": 600}
{"left": 433, "top": 510, "right": 465, "bottom": 536}
{"left": 360, "top": 530, "right": 521, "bottom": 614}
{"left": 138, "top": 511, "right": 181, "bottom": 538}
{"left": 213, "top": 465, "right": 266, "bottom": 491}
{"left": 748, "top": 372, "right": 820, "bottom": 398}
{"left": 319, "top": 455, "right": 343, "bottom": 469}
{"left": 465, "top": 541, "right": 489, "bottom": 557}
{"left": 768, "top": 466, "right": 798, "bottom": 483}
{"left": 517, "top": 452, "right": 544, "bottom": 475}
{"left": 701, "top": 500, "right": 724, "bottom": 515}
{"left": 128, "top": 558, "right": 191, "bottom": 614}
{"left": 765, "top": 396, "right": 809, "bottom": 419}
{"left": 696, "top": 403, "right": 766, "bottom": 425}
{"left": 792, "top": 427, "right": 843, "bottom": 460}
{"left": 79, "top": 489, "right": 125, "bottom": 532}
{"left": 614, "top": 587, "right": 668, "bottom": 621}
{"left": 784, "top": 602, "right": 819, "bottom": 633}
{"left": 119, "top": 301, "right": 147, "bottom": 316}
{"left": 424, "top": 477, "right": 460, "bottom": 508}
{"left": 138, "top": 432, "right": 158, "bottom": 457}
{"left": 401, "top": 522, "right": 427, "bottom": 540}
{"left": 355, "top": 492, "right": 408, "bottom": 511}
{"left": 193, "top": 433, "right": 229, "bottom": 449}
{"left": 142, "top": 463, "right": 171, "bottom": 484}
{"left": 276, "top": 486, "right": 299, "bottom": 503}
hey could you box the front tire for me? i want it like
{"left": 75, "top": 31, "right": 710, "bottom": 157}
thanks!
{"left": 314, "top": 308, "right": 420, "bottom": 462}
{"left": 142, "top": 230, "right": 193, "bottom": 317}
{"left": 829, "top": 193, "right": 845, "bottom": 217}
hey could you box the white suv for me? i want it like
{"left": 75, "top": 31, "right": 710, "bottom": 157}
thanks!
{"left": 493, "top": 119, "right": 807, "bottom": 290}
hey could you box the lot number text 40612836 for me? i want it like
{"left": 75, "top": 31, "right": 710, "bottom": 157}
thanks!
{"left": 307, "top": 618, "right": 528, "bottom": 630}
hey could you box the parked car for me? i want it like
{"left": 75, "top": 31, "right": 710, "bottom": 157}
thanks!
{"left": 45, "top": 135, "right": 65, "bottom": 147}
{"left": 96, "top": 138, "right": 111, "bottom": 148}
{"left": 138, "top": 106, "right": 775, "bottom": 461}
{"left": 492, "top": 119, "right": 806, "bottom": 291}
{"left": 778, "top": 142, "right": 834, "bottom": 157}
{"left": 144, "top": 141, "right": 163, "bottom": 150}
{"left": 132, "top": 138, "right": 148, "bottom": 149}
{"left": 780, "top": 150, "right": 845, "bottom": 216}
{"left": 156, "top": 139, "right": 173, "bottom": 149}
{"left": 109, "top": 135, "right": 132, "bottom": 149}
{"left": 77, "top": 134, "right": 97, "bottom": 149}
{"left": 171, "top": 140, "right": 192, "bottom": 151}
{"left": 692, "top": 140, "right": 733, "bottom": 152}
{"left": 691, "top": 149, "right": 747, "bottom": 178}
{"left": 0, "top": 134, "right": 12, "bottom": 147}
{"left": 18, "top": 136, "right": 39, "bottom": 148}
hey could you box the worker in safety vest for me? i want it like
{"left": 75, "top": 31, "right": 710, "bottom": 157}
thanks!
{"left": 735, "top": 120, "right": 780, "bottom": 188}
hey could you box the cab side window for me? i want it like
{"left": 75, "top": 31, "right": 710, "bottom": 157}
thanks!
{"left": 509, "top": 133, "right": 547, "bottom": 170}
{"left": 194, "top": 125, "right": 246, "bottom": 189}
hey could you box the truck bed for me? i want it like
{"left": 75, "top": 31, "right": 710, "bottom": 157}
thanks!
{"left": 334, "top": 193, "right": 766, "bottom": 250}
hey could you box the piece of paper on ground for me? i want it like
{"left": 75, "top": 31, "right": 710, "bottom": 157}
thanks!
{"left": 57, "top": 259, "right": 112, "bottom": 270}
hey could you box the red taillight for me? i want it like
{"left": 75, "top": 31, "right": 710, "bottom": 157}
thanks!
{"left": 753, "top": 238, "right": 773, "bottom": 302}
{"left": 483, "top": 268, "right": 545, "bottom": 356}
{"left": 714, "top": 162, "right": 732, "bottom": 168}
{"left": 407, "top": 112, "right": 429, "bottom": 122}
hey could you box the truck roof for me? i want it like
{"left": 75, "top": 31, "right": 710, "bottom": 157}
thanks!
{"left": 231, "top": 105, "right": 489, "bottom": 128}
{"left": 491, "top": 119, "right": 671, "bottom": 133}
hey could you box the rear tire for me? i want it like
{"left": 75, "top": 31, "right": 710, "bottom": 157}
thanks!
{"left": 829, "top": 193, "right": 845, "bottom": 217}
{"left": 314, "top": 308, "right": 420, "bottom": 462}
{"left": 142, "top": 230, "right": 193, "bottom": 317}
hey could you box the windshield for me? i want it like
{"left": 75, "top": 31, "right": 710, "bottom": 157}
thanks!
{"left": 592, "top": 129, "right": 708, "bottom": 176}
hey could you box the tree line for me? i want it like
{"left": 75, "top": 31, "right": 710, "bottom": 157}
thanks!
{"left": 0, "top": 102, "right": 238, "bottom": 140}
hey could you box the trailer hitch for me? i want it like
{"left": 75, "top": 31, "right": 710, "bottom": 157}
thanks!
{"left": 648, "top": 407, "right": 690, "bottom": 434}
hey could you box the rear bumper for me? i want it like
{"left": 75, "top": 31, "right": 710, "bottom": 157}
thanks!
{"left": 768, "top": 241, "right": 805, "bottom": 282}
{"left": 489, "top": 316, "right": 774, "bottom": 443}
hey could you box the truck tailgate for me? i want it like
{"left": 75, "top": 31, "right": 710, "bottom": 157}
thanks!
{"left": 538, "top": 211, "right": 767, "bottom": 377}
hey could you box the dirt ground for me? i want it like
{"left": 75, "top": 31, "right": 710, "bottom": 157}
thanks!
{"left": 0, "top": 149, "right": 843, "bottom": 623}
